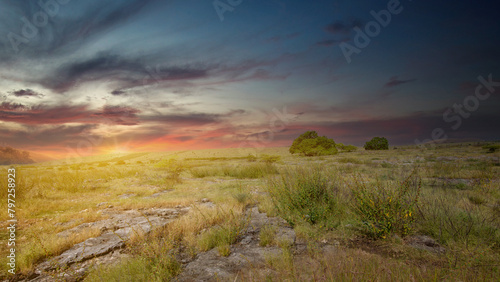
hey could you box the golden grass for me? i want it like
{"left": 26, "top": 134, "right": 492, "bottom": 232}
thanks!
{"left": 0, "top": 144, "right": 498, "bottom": 279}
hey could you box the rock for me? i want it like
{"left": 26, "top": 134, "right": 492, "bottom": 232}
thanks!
{"left": 406, "top": 235, "right": 445, "bottom": 253}
{"left": 34, "top": 206, "right": 190, "bottom": 280}
{"left": 39, "top": 232, "right": 125, "bottom": 270}
{"left": 118, "top": 193, "right": 136, "bottom": 199}
{"left": 177, "top": 206, "right": 296, "bottom": 281}
{"left": 201, "top": 201, "right": 216, "bottom": 209}
{"left": 276, "top": 227, "right": 296, "bottom": 246}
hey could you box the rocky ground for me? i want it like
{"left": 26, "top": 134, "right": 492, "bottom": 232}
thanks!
{"left": 21, "top": 205, "right": 190, "bottom": 281}
{"left": 13, "top": 198, "right": 448, "bottom": 282}
{"left": 15, "top": 202, "right": 303, "bottom": 281}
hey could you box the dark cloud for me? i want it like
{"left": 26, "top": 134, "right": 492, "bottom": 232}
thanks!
{"left": 302, "top": 112, "right": 500, "bottom": 146}
{"left": 9, "top": 89, "right": 44, "bottom": 98}
{"left": 41, "top": 53, "right": 211, "bottom": 92}
{"left": 140, "top": 109, "right": 246, "bottom": 127}
{"left": 111, "top": 90, "right": 126, "bottom": 96}
{"left": 92, "top": 105, "right": 140, "bottom": 125}
{"left": 0, "top": 124, "right": 98, "bottom": 148}
{"left": 325, "top": 19, "right": 363, "bottom": 34}
{"left": 384, "top": 76, "right": 417, "bottom": 88}
{"left": 0, "top": 103, "right": 90, "bottom": 124}
{"left": 0, "top": 102, "right": 29, "bottom": 111}
{"left": 0, "top": 0, "right": 160, "bottom": 59}
{"left": 0, "top": 103, "right": 144, "bottom": 126}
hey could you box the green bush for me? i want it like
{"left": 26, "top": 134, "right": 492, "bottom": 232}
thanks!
{"left": 351, "top": 173, "right": 421, "bottom": 239}
{"left": 289, "top": 131, "right": 338, "bottom": 156}
{"left": 267, "top": 166, "right": 340, "bottom": 227}
{"left": 364, "top": 137, "right": 389, "bottom": 150}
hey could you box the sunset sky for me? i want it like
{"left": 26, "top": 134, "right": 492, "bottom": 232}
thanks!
{"left": 0, "top": 0, "right": 499, "bottom": 158}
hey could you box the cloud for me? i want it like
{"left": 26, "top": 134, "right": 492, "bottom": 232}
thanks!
{"left": 0, "top": 102, "right": 29, "bottom": 111}
{"left": 111, "top": 90, "right": 126, "bottom": 96}
{"left": 325, "top": 19, "right": 363, "bottom": 34}
{"left": 9, "top": 89, "right": 45, "bottom": 98}
{"left": 39, "top": 53, "right": 211, "bottom": 93}
{"left": 91, "top": 105, "right": 141, "bottom": 125}
{"left": 0, "top": 103, "right": 91, "bottom": 124}
{"left": 0, "top": 0, "right": 160, "bottom": 59}
{"left": 384, "top": 76, "right": 417, "bottom": 88}
{"left": 0, "top": 124, "right": 98, "bottom": 148}
{"left": 0, "top": 103, "right": 144, "bottom": 126}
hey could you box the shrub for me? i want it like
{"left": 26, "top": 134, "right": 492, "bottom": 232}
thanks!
{"left": 197, "top": 211, "right": 246, "bottom": 256}
{"left": 267, "top": 166, "right": 340, "bottom": 227}
{"left": 289, "top": 131, "right": 338, "bottom": 156}
{"left": 351, "top": 172, "right": 421, "bottom": 239}
{"left": 483, "top": 144, "right": 500, "bottom": 153}
{"left": 364, "top": 137, "right": 389, "bottom": 150}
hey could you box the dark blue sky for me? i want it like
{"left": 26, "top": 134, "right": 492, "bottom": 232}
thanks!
{"left": 0, "top": 0, "right": 499, "bottom": 156}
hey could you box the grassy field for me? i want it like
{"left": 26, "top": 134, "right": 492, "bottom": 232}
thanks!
{"left": 1, "top": 143, "right": 499, "bottom": 280}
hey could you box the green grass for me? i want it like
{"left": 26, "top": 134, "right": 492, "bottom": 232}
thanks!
{"left": 259, "top": 225, "right": 277, "bottom": 247}
{"left": 267, "top": 165, "right": 342, "bottom": 227}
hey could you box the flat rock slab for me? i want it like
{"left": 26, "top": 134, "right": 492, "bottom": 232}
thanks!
{"left": 30, "top": 206, "right": 192, "bottom": 280}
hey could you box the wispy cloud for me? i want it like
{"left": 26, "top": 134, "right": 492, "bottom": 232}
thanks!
{"left": 384, "top": 76, "right": 417, "bottom": 88}
{"left": 324, "top": 19, "right": 363, "bottom": 34}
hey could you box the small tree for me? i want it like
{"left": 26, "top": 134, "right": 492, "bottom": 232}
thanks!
{"left": 364, "top": 137, "right": 389, "bottom": 150}
{"left": 290, "top": 131, "right": 338, "bottom": 156}
{"left": 289, "top": 131, "right": 318, "bottom": 154}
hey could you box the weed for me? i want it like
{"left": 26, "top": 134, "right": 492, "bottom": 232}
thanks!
{"left": 351, "top": 171, "right": 421, "bottom": 239}
{"left": 259, "top": 225, "right": 277, "bottom": 247}
{"left": 267, "top": 166, "right": 341, "bottom": 227}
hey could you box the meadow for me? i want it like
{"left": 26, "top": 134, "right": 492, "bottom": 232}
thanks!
{"left": 1, "top": 143, "right": 499, "bottom": 281}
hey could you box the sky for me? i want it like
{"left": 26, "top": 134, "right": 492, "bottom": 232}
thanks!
{"left": 0, "top": 0, "right": 499, "bottom": 159}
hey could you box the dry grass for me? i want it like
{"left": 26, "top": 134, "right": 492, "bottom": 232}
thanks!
{"left": 1, "top": 143, "right": 499, "bottom": 280}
